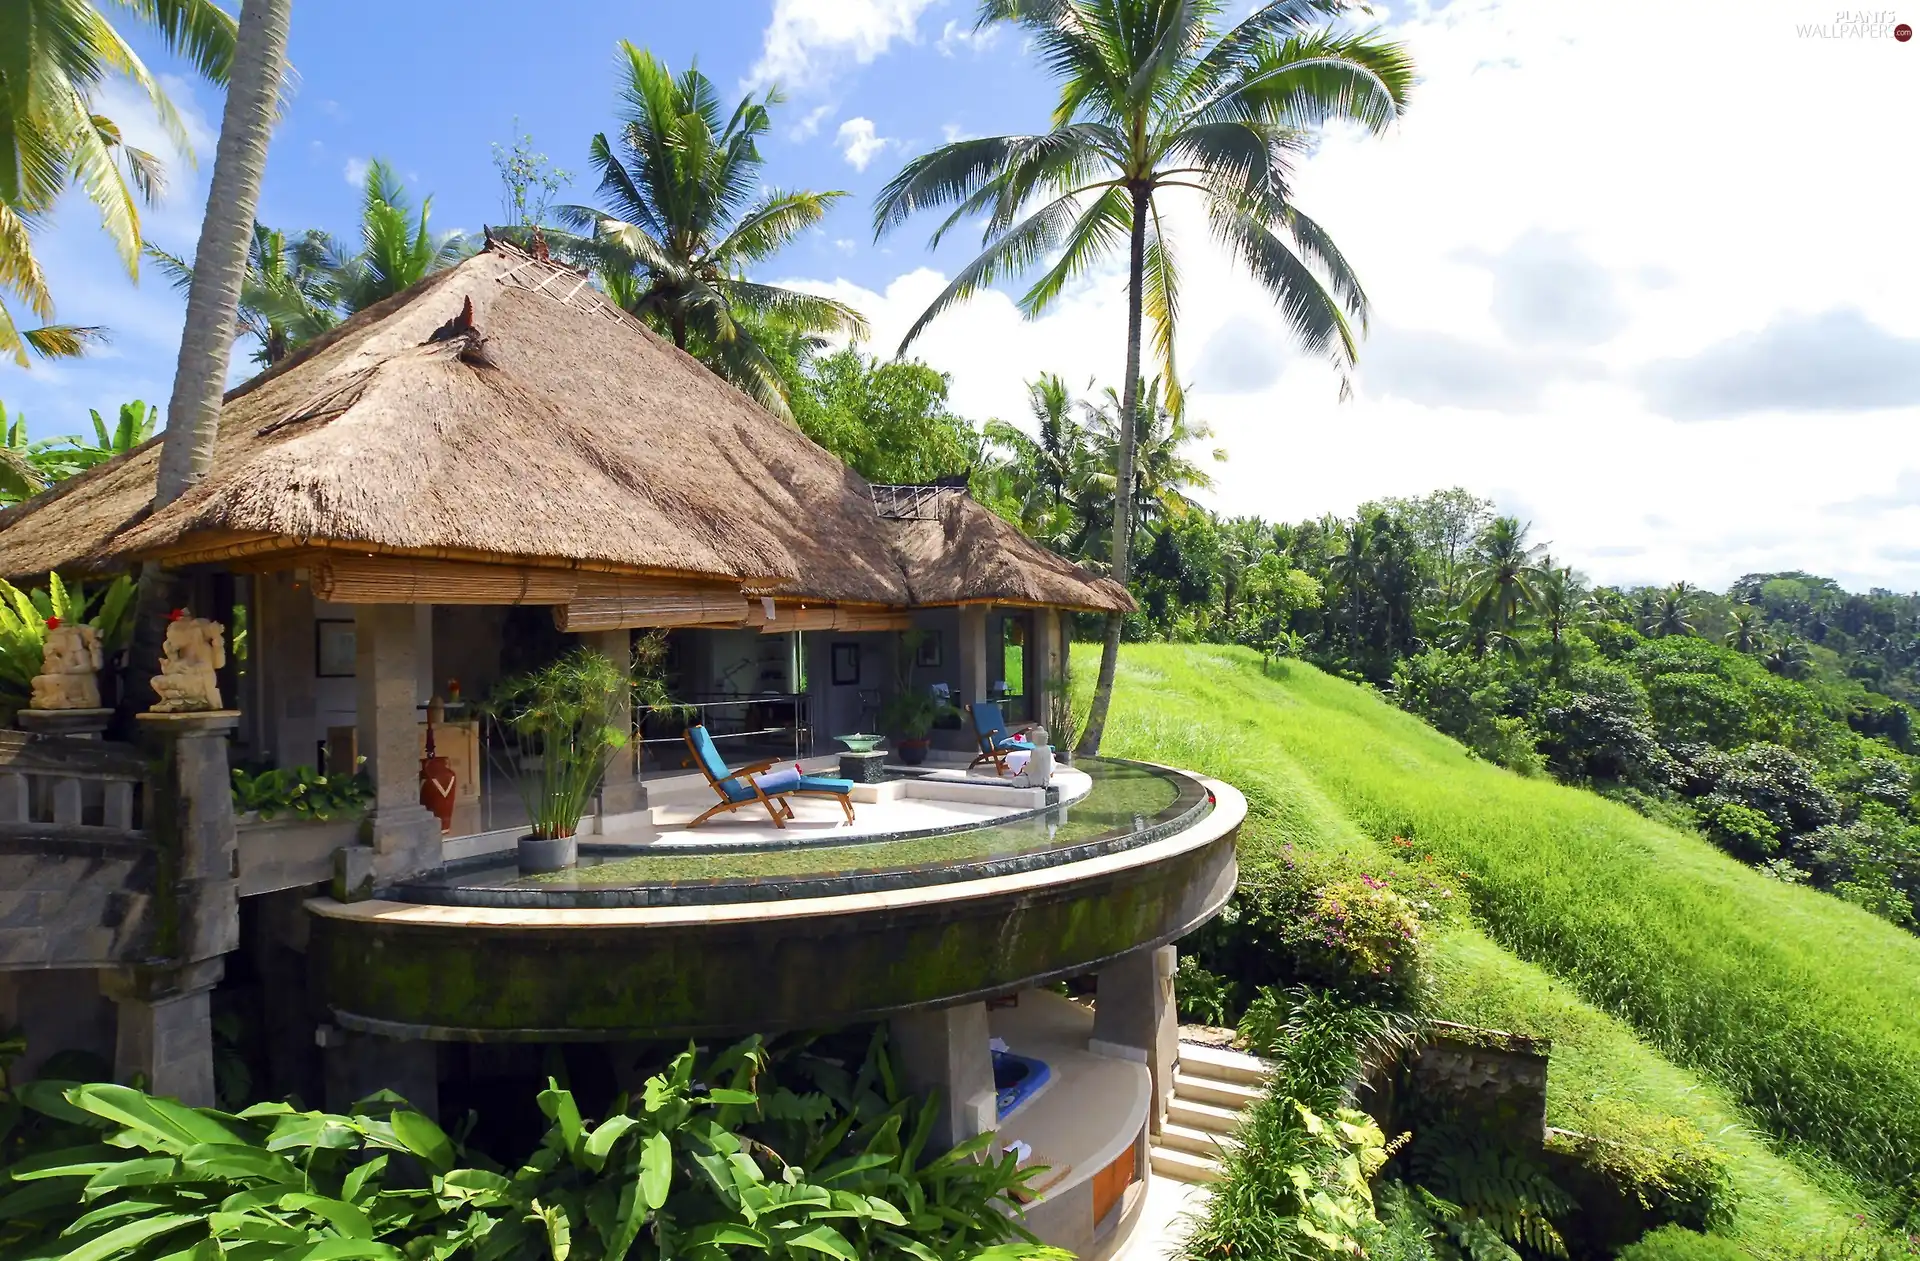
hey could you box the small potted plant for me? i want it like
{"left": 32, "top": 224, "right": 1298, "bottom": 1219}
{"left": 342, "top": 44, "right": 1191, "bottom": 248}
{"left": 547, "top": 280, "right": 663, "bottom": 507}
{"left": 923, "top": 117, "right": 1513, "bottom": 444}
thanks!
{"left": 485, "top": 647, "right": 639, "bottom": 873}
{"left": 881, "top": 687, "right": 957, "bottom": 766}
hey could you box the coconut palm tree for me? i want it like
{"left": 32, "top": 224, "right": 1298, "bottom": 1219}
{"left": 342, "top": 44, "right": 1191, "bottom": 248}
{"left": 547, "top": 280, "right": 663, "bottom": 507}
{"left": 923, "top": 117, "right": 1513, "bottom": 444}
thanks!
{"left": 0, "top": 0, "right": 236, "bottom": 365}
{"left": 1764, "top": 636, "right": 1814, "bottom": 681}
{"left": 131, "top": 0, "right": 290, "bottom": 722}
{"left": 1089, "top": 376, "right": 1224, "bottom": 535}
{"left": 1653, "top": 583, "right": 1697, "bottom": 638}
{"left": 981, "top": 374, "right": 1094, "bottom": 549}
{"left": 1461, "top": 516, "right": 1544, "bottom": 638}
{"left": 1534, "top": 561, "right": 1585, "bottom": 671}
{"left": 148, "top": 223, "right": 339, "bottom": 365}
{"left": 1725, "top": 606, "right": 1769, "bottom": 654}
{"left": 324, "top": 160, "right": 467, "bottom": 315}
{"left": 554, "top": 44, "right": 866, "bottom": 420}
{"left": 873, "top": 0, "right": 1412, "bottom": 753}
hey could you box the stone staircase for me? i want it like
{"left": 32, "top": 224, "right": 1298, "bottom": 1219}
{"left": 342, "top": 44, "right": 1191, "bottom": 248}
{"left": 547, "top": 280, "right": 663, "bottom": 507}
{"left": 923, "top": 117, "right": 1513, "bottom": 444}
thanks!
{"left": 1149, "top": 1043, "right": 1271, "bottom": 1185}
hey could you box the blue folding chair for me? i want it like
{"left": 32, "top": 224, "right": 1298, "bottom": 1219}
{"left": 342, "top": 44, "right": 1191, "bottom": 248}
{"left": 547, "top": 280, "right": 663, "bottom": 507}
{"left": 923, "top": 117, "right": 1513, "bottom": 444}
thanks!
{"left": 966, "top": 700, "right": 1037, "bottom": 777}
{"left": 683, "top": 724, "right": 855, "bottom": 827}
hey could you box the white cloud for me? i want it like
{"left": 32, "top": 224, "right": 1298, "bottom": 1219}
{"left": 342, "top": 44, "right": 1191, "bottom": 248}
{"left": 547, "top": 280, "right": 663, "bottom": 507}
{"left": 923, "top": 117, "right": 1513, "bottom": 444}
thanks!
{"left": 784, "top": 0, "right": 1920, "bottom": 592}
{"left": 342, "top": 156, "right": 370, "bottom": 187}
{"left": 791, "top": 103, "right": 835, "bottom": 141}
{"left": 937, "top": 19, "right": 1000, "bottom": 56}
{"left": 747, "top": 0, "right": 940, "bottom": 92}
{"left": 940, "top": 122, "right": 976, "bottom": 144}
{"left": 835, "top": 117, "right": 891, "bottom": 172}
{"left": 834, "top": 238, "right": 858, "bottom": 255}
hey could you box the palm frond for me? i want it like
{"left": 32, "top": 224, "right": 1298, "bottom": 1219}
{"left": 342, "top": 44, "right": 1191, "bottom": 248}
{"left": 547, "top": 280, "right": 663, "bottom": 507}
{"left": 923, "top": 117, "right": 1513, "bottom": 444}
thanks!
{"left": 711, "top": 189, "right": 848, "bottom": 266}
{"left": 1207, "top": 196, "right": 1358, "bottom": 389}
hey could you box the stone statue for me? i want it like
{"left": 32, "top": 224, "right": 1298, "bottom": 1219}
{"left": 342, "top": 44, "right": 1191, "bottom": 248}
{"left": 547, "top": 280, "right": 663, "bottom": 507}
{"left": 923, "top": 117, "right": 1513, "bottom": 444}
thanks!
{"left": 28, "top": 619, "right": 104, "bottom": 710}
{"left": 149, "top": 610, "right": 226, "bottom": 713}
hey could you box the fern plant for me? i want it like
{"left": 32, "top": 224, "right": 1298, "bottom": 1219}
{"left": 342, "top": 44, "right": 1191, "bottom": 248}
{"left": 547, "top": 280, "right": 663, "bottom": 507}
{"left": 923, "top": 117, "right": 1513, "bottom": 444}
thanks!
{"left": 1398, "top": 1119, "right": 1576, "bottom": 1260}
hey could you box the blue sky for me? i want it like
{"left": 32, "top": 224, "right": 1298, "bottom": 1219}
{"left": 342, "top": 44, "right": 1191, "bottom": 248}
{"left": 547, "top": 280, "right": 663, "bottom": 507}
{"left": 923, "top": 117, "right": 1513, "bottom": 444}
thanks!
{"left": 7, "top": 0, "right": 1920, "bottom": 592}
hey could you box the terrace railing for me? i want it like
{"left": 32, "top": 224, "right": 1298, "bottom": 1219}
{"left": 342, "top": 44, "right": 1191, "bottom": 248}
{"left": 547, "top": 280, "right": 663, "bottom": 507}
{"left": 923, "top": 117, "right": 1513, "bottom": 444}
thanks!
{"left": 0, "top": 730, "right": 146, "bottom": 841}
{"left": 635, "top": 693, "right": 812, "bottom": 780}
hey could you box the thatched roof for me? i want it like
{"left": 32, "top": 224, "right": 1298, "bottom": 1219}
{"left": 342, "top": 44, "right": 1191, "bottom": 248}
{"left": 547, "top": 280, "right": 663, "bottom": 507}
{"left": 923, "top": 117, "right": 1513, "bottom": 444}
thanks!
{"left": 0, "top": 243, "right": 1129, "bottom": 614}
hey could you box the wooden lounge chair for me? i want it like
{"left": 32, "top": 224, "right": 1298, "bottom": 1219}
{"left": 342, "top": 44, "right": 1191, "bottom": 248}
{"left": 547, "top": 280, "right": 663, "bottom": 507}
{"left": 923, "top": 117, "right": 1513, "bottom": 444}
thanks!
{"left": 683, "top": 724, "right": 856, "bottom": 828}
{"left": 966, "top": 700, "right": 1038, "bottom": 777}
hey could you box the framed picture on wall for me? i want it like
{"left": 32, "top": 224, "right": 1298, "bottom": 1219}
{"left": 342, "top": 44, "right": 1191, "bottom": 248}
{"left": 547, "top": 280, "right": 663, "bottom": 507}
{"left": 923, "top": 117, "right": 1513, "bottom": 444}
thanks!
{"left": 831, "top": 641, "right": 860, "bottom": 686}
{"left": 315, "top": 619, "right": 357, "bottom": 677}
{"left": 915, "top": 631, "right": 943, "bottom": 668}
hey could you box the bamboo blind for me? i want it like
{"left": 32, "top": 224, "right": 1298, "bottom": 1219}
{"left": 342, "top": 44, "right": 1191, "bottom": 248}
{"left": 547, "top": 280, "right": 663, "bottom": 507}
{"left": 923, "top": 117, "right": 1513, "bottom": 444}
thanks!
{"left": 555, "top": 590, "right": 751, "bottom": 632}
{"left": 312, "top": 556, "right": 579, "bottom": 604}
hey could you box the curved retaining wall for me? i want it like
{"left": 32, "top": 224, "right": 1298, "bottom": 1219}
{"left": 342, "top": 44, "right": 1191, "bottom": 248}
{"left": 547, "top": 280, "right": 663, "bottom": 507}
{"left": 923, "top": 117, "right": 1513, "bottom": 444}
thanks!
{"left": 307, "top": 776, "right": 1244, "bottom": 1041}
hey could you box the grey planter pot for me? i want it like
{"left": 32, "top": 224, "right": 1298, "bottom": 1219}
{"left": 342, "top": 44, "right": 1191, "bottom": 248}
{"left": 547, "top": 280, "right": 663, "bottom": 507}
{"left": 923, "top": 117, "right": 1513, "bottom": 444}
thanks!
{"left": 518, "top": 834, "right": 578, "bottom": 874}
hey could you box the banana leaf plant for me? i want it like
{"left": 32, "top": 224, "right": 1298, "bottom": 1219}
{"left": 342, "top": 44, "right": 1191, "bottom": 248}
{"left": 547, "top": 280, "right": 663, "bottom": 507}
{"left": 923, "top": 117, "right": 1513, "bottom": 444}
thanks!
{"left": 0, "top": 1031, "right": 1069, "bottom": 1261}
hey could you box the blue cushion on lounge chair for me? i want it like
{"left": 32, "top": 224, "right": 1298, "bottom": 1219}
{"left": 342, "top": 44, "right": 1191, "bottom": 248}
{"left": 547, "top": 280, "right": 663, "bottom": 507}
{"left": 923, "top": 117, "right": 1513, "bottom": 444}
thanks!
{"left": 990, "top": 735, "right": 1032, "bottom": 752}
{"left": 970, "top": 701, "right": 1023, "bottom": 754}
{"left": 755, "top": 767, "right": 802, "bottom": 795}
{"left": 688, "top": 725, "right": 758, "bottom": 799}
{"left": 793, "top": 774, "right": 854, "bottom": 795}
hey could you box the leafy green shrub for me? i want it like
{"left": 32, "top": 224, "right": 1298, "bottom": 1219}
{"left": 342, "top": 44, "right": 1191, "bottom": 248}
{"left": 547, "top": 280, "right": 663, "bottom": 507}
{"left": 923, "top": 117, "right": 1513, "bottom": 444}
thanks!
{"left": 1174, "top": 955, "right": 1234, "bottom": 1027}
{"left": 1187, "top": 990, "right": 1416, "bottom": 1261}
{"left": 0, "top": 1035, "right": 1065, "bottom": 1261}
{"left": 1700, "top": 800, "right": 1781, "bottom": 862}
{"left": 1617, "top": 1225, "right": 1751, "bottom": 1261}
{"left": 231, "top": 764, "right": 373, "bottom": 822}
{"left": 1546, "top": 1103, "right": 1736, "bottom": 1233}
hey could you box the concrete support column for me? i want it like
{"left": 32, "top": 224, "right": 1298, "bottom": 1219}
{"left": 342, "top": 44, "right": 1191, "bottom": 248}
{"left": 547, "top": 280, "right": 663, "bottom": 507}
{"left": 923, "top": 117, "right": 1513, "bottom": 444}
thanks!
{"left": 102, "top": 959, "right": 223, "bottom": 1106}
{"left": 891, "top": 1001, "right": 997, "bottom": 1151}
{"left": 355, "top": 605, "right": 439, "bottom": 882}
{"left": 956, "top": 606, "right": 989, "bottom": 706}
{"left": 322, "top": 1027, "right": 439, "bottom": 1119}
{"left": 1030, "top": 611, "right": 1062, "bottom": 730}
{"left": 584, "top": 628, "right": 645, "bottom": 819}
{"left": 1091, "top": 945, "right": 1179, "bottom": 1133}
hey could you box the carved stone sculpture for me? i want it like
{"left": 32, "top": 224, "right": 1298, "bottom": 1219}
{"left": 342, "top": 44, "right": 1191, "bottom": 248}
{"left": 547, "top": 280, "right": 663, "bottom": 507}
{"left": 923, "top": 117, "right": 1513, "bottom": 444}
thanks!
{"left": 149, "top": 611, "right": 226, "bottom": 713}
{"left": 28, "top": 619, "right": 104, "bottom": 710}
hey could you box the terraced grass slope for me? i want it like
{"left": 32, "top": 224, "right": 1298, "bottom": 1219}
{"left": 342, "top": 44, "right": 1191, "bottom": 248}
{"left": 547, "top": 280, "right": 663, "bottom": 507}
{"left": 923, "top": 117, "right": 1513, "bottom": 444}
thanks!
{"left": 1084, "top": 643, "right": 1909, "bottom": 1241}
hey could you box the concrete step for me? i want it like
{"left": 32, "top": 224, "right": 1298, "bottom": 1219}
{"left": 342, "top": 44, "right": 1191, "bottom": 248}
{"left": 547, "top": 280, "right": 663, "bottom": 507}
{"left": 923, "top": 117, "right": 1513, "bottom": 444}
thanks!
{"left": 1150, "top": 1144, "right": 1224, "bottom": 1185}
{"left": 1166, "top": 1096, "right": 1243, "bottom": 1135}
{"left": 1179, "top": 1043, "right": 1271, "bottom": 1086}
{"left": 1172, "top": 1072, "right": 1263, "bottom": 1111}
{"left": 1157, "top": 1121, "right": 1233, "bottom": 1159}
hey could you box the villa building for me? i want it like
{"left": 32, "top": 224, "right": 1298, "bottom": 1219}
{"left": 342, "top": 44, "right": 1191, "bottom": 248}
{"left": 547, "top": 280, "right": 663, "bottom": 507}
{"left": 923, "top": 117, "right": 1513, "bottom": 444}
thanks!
{"left": 0, "top": 240, "right": 1243, "bottom": 1259}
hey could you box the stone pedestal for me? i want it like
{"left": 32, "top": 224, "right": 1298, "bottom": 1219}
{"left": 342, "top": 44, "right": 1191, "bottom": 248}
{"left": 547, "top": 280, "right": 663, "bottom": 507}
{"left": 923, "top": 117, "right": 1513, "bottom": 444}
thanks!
{"left": 891, "top": 1001, "right": 997, "bottom": 1151}
{"left": 1091, "top": 945, "right": 1179, "bottom": 1133}
{"left": 355, "top": 606, "right": 441, "bottom": 882}
{"left": 838, "top": 750, "right": 888, "bottom": 783}
{"left": 138, "top": 710, "right": 242, "bottom": 963}
{"left": 17, "top": 707, "right": 113, "bottom": 738}
{"left": 102, "top": 959, "right": 224, "bottom": 1106}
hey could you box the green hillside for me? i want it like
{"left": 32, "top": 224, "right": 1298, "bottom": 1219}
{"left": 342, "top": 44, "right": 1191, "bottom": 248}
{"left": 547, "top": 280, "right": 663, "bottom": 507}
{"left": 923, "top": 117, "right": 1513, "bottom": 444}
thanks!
{"left": 1084, "top": 642, "right": 1916, "bottom": 1244}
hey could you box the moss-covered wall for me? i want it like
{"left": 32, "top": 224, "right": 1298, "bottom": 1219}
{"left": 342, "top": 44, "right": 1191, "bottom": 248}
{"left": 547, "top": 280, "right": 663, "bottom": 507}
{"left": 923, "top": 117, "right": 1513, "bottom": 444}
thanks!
{"left": 311, "top": 829, "right": 1237, "bottom": 1040}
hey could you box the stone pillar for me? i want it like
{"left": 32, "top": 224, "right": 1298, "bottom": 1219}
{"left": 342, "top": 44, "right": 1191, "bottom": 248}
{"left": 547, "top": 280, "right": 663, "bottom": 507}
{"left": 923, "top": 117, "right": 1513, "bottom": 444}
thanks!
{"left": 1030, "top": 610, "right": 1062, "bottom": 730}
{"left": 956, "top": 606, "right": 989, "bottom": 706}
{"left": 584, "top": 628, "right": 645, "bottom": 819}
{"left": 355, "top": 605, "right": 439, "bottom": 882}
{"left": 138, "top": 710, "right": 242, "bottom": 963}
{"left": 102, "top": 959, "right": 224, "bottom": 1106}
{"left": 322, "top": 1027, "right": 440, "bottom": 1119}
{"left": 1091, "top": 945, "right": 1179, "bottom": 1132}
{"left": 891, "top": 1001, "right": 997, "bottom": 1151}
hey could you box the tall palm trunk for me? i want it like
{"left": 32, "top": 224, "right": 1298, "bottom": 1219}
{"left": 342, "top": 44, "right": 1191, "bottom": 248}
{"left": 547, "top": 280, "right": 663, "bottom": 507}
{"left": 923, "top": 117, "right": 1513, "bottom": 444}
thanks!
{"left": 121, "top": 0, "right": 292, "bottom": 724}
{"left": 1075, "top": 184, "right": 1149, "bottom": 756}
